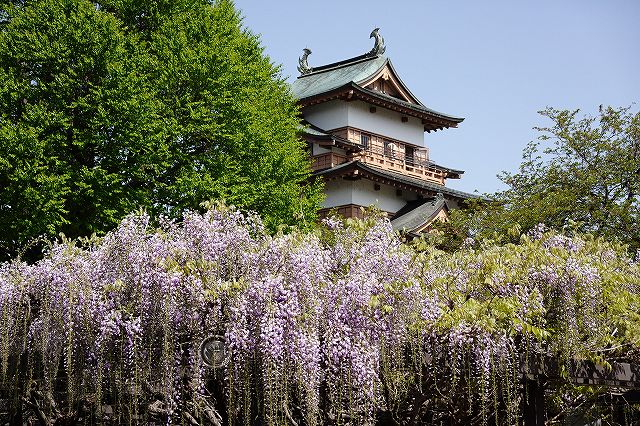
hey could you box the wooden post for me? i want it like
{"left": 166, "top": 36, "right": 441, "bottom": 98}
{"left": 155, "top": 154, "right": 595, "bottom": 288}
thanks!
{"left": 522, "top": 378, "right": 545, "bottom": 426}
{"left": 9, "top": 352, "right": 27, "bottom": 426}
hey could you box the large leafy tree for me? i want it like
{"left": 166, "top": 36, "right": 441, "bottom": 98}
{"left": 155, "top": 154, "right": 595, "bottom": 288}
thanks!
{"left": 436, "top": 106, "right": 640, "bottom": 252}
{"left": 0, "top": 0, "right": 322, "bottom": 260}
{"left": 500, "top": 106, "right": 639, "bottom": 245}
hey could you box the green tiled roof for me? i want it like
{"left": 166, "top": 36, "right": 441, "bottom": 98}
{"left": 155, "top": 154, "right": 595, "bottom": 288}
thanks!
{"left": 363, "top": 164, "right": 477, "bottom": 199}
{"left": 291, "top": 53, "right": 464, "bottom": 126}
{"left": 298, "top": 124, "right": 330, "bottom": 137}
{"left": 299, "top": 122, "right": 363, "bottom": 152}
{"left": 391, "top": 197, "right": 448, "bottom": 232}
{"left": 291, "top": 54, "right": 387, "bottom": 100}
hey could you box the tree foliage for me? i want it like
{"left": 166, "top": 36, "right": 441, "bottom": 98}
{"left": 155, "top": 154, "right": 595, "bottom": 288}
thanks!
{"left": 0, "top": 0, "right": 322, "bottom": 260}
{"left": 1, "top": 207, "right": 639, "bottom": 425}
{"left": 438, "top": 106, "right": 640, "bottom": 253}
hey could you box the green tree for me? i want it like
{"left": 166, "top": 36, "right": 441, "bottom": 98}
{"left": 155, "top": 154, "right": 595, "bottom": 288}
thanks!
{"left": 0, "top": 0, "right": 322, "bottom": 260}
{"left": 434, "top": 106, "right": 640, "bottom": 252}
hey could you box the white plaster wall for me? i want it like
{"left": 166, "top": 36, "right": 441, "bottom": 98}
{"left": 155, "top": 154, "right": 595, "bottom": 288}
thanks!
{"left": 323, "top": 179, "right": 420, "bottom": 213}
{"left": 347, "top": 101, "right": 424, "bottom": 147}
{"left": 304, "top": 100, "right": 348, "bottom": 130}
{"left": 351, "top": 179, "right": 409, "bottom": 213}
{"left": 322, "top": 180, "right": 354, "bottom": 208}
{"left": 304, "top": 100, "right": 425, "bottom": 147}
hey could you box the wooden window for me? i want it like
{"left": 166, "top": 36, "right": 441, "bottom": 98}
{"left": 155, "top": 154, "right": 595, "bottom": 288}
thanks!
{"left": 360, "top": 134, "right": 369, "bottom": 149}
{"left": 384, "top": 141, "right": 397, "bottom": 159}
{"left": 405, "top": 146, "right": 415, "bottom": 165}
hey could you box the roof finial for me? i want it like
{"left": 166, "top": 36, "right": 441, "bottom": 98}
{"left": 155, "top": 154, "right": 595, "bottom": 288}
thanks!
{"left": 297, "top": 48, "right": 313, "bottom": 75}
{"left": 368, "top": 28, "right": 385, "bottom": 56}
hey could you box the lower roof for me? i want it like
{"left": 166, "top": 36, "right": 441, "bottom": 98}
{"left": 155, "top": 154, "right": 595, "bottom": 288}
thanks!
{"left": 313, "top": 161, "right": 479, "bottom": 201}
{"left": 390, "top": 196, "right": 449, "bottom": 233}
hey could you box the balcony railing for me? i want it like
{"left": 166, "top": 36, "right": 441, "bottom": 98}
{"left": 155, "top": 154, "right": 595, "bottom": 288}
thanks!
{"left": 311, "top": 152, "right": 348, "bottom": 171}
{"left": 311, "top": 146, "right": 446, "bottom": 184}
{"left": 356, "top": 145, "right": 446, "bottom": 184}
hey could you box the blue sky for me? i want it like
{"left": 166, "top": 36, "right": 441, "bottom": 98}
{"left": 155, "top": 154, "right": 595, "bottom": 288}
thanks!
{"left": 234, "top": 0, "right": 639, "bottom": 195}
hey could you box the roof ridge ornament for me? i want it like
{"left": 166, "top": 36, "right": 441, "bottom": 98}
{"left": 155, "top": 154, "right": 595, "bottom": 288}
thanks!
{"left": 429, "top": 192, "right": 444, "bottom": 206}
{"left": 297, "top": 48, "right": 313, "bottom": 75}
{"left": 368, "top": 28, "right": 385, "bottom": 56}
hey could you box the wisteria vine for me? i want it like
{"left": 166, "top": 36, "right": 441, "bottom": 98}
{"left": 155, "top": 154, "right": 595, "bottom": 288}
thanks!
{"left": 1, "top": 207, "right": 639, "bottom": 424}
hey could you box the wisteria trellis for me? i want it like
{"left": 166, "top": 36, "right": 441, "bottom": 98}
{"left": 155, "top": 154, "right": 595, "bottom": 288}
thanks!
{"left": 1, "top": 207, "right": 639, "bottom": 424}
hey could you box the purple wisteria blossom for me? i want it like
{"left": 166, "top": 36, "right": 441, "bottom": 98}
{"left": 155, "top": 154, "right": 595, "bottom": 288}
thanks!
{"left": 0, "top": 207, "right": 639, "bottom": 425}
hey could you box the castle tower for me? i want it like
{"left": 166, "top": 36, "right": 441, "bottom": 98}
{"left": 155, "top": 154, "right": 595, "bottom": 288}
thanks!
{"left": 292, "top": 29, "right": 475, "bottom": 235}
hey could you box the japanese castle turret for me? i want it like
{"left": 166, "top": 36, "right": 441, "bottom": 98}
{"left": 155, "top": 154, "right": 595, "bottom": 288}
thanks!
{"left": 292, "top": 29, "right": 476, "bottom": 235}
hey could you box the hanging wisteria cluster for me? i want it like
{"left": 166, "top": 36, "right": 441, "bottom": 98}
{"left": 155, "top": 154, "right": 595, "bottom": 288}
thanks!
{"left": 1, "top": 207, "right": 639, "bottom": 424}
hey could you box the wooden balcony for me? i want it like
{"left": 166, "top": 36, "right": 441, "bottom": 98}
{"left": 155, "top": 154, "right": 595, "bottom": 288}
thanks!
{"left": 311, "top": 147, "right": 446, "bottom": 185}
{"left": 311, "top": 152, "right": 348, "bottom": 171}
{"left": 310, "top": 127, "right": 451, "bottom": 184}
{"left": 354, "top": 147, "right": 446, "bottom": 184}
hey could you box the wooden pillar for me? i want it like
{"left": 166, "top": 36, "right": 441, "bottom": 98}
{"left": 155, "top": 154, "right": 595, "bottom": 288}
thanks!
{"left": 9, "top": 352, "right": 28, "bottom": 426}
{"left": 522, "top": 378, "right": 545, "bottom": 426}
